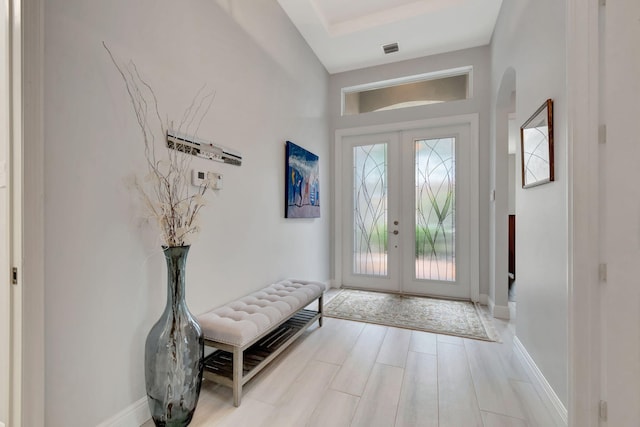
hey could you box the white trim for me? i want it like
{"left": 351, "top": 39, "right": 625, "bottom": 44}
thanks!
{"left": 8, "top": 0, "right": 24, "bottom": 425}
{"left": 0, "top": 0, "right": 10, "bottom": 423}
{"left": 341, "top": 66, "right": 473, "bottom": 94}
{"left": 479, "top": 293, "right": 489, "bottom": 306}
{"left": 487, "top": 296, "right": 510, "bottom": 320}
{"left": 333, "top": 126, "right": 343, "bottom": 291}
{"left": 468, "top": 115, "right": 479, "bottom": 303}
{"left": 334, "top": 114, "right": 480, "bottom": 302}
{"left": 492, "top": 304, "right": 510, "bottom": 320}
{"left": 566, "top": 0, "right": 601, "bottom": 426}
{"left": 96, "top": 397, "right": 150, "bottom": 427}
{"left": 514, "top": 337, "right": 568, "bottom": 426}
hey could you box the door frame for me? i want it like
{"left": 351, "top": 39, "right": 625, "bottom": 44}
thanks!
{"left": 1, "top": 0, "right": 13, "bottom": 423}
{"left": 1, "top": 0, "right": 22, "bottom": 425}
{"left": 566, "top": 0, "right": 601, "bottom": 425}
{"left": 334, "top": 114, "right": 480, "bottom": 302}
{"left": 5, "top": 0, "right": 45, "bottom": 425}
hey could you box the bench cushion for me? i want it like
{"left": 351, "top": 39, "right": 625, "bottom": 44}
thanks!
{"left": 197, "top": 279, "right": 326, "bottom": 347}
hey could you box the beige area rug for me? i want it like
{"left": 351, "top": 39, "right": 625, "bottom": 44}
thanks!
{"left": 324, "top": 289, "right": 500, "bottom": 342}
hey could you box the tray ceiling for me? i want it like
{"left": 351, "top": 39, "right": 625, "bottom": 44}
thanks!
{"left": 278, "top": 0, "right": 504, "bottom": 74}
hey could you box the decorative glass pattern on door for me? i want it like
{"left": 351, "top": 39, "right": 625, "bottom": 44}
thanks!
{"left": 415, "top": 138, "right": 456, "bottom": 281}
{"left": 353, "top": 144, "right": 388, "bottom": 276}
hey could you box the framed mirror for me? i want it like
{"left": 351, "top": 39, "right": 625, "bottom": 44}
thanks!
{"left": 520, "top": 99, "right": 554, "bottom": 188}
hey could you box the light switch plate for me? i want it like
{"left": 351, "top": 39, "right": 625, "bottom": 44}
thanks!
{"left": 207, "top": 172, "right": 223, "bottom": 190}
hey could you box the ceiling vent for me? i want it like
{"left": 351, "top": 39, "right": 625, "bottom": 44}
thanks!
{"left": 382, "top": 42, "right": 399, "bottom": 55}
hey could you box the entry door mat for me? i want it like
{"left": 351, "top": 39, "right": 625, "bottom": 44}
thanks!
{"left": 324, "top": 289, "right": 500, "bottom": 342}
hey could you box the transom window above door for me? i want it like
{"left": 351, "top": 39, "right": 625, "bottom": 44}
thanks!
{"left": 341, "top": 66, "right": 473, "bottom": 116}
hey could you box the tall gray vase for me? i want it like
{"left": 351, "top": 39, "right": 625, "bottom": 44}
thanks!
{"left": 145, "top": 245, "right": 204, "bottom": 426}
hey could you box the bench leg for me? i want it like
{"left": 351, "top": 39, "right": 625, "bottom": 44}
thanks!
{"left": 318, "top": 294, "right": 324, "bottom": 327}
{"left": 233, "top": 347, "right": 243, "bottom": 407}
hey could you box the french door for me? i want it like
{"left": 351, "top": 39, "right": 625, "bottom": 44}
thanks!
{"left": 339, "top": 121, "right": 475, "bottom": 300}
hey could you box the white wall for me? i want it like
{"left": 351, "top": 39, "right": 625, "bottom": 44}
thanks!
{"left": 508, "top": 117, "right": 517, "bottom": 216}
{"left": 329, "top": 46, "right": 492, "bottom": 298}
{"left": 508, "top": 154, "right": 516, "bottom": 215}
{"left": 0, "top": 153, "right": 7, "bottom": 427}
{"left": 603, "top": 0, "right": 640, "bottom": 423}
{"left": 491, "top": 0, "right": 568, "bottom": 406}
{"left": 43, "top": 0, "right": 329, "bottom": 425}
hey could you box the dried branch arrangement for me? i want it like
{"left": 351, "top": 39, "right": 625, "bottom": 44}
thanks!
{"left": 104, "top": 43, "right": 215, "bottom": 247}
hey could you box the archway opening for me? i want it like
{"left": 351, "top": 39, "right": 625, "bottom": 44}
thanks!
{"left": 490, "top": 67, "right": 516, "bottom": 319}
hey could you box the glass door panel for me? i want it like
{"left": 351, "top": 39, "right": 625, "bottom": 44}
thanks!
{"left": 353, "top": 143, "right": 388, "bottom": 276}
{"left": 415, "top": 137, "right": 456, "bottom": 281}
{"left": 342, "top": 132, "right": 400, "bottom": 292}
{"left": 402, "top": 125, "right": 471, "bottom": 299}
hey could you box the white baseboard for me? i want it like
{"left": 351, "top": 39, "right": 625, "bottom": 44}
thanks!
{"left": 513, "top": 337, "right": 568, "bottom": 426}
{"left": 328, "top": 279, "right": 341, "bottom": 289}
{"left": 97, "top": 396, "right": 150, "bottom": 427}
{"left": 326, "top": 279, "right": 338, "bottom": 289}
{"left": 493, "top": 304, "right": 510, "bottom": 320}
{"left": 479, "top": 293, "right": 489, "bottom": 305}
{"left": 488, "top": 296, "right": 510, "bottom": 319}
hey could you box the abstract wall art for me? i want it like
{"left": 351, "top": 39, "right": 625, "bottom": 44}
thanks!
{"left": 285, "top": 141, "right": 320, "bottom": 218}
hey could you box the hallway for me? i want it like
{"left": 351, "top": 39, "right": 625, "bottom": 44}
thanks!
{"left": 157, "top": 295, "right": 561, "bottom": 427}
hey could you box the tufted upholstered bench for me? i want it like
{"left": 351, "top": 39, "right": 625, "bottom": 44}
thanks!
{"left": 197, "top": 279, "right": 326, "bottom": 406}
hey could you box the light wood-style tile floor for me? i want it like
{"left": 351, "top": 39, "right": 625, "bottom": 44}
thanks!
{"left": 143, "top": 291, "right": 563, "bottom": 427}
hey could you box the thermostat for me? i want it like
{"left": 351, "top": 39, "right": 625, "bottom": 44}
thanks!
{"left": 192, "top": 169, "right": 223, "bottom": 190}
